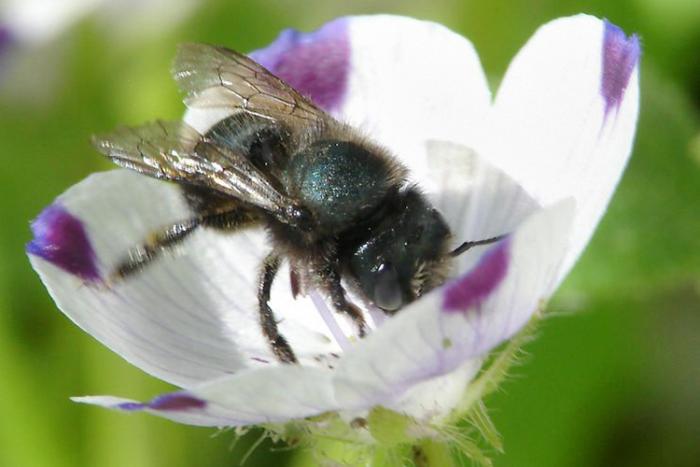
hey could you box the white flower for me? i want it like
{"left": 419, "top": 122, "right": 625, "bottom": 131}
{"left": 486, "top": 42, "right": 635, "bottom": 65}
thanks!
{"left": 1, "top": 0, "right": 199, "bottom": 45}
{"left": 27, "top": 13, "right": 639, "bottom": 446}
{"left": 0, "top": 0, "right": 200, "bottom": 103}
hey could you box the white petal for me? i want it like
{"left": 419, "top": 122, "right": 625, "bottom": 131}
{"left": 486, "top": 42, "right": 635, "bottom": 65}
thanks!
{"left": 74, "top": 365, "right": 338, "bottom": 427}
{"left": 189, "top": 365, "right": 336, "bottom": 423}
{"left": 483, "top": 15, "right": 640, "bottom": 280}
{"left": 2, "top": 0, "right": 197, "bottom": 44}
{"left": 339, "top": 15, "right": 491, "bottom": 191}
{"left": 77, "top": 201, "right": 574, "bottom": 424}
{"left": 28, "top": 170, "right": 344, "bottom": 388}
{"left": 385, "top": 358, "right": 482, "bottom": 421}
{"left": 185, "top": 15, "right": 491, "bottom": 197}
{"left": 72, "top": 395, "right": 236, "bottom": 427}
{"left": 332, "top": 200, "right": 575, "bottom": 412}
{"left": 424, "top": 140, "right": 540, "bottom": 274}
{"left": 2, "top": 0, "right": 101, "bottom": 44}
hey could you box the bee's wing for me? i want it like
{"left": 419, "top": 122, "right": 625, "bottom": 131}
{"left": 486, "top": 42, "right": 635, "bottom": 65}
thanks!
{"left": 92, "top": 120, "right": 295, "bottom": 215}
{"left": 172, "top": 43, "right": 328, "bottom": 125}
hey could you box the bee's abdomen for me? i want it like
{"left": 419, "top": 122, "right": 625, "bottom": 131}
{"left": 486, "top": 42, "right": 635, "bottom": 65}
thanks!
{"left": 288, "top": 141, "right": 394, "bottom": 232}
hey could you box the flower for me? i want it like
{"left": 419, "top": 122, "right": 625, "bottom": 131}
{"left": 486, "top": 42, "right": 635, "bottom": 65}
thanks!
{"left": 0, "top": 0, "right": 200, "bottom": 100}
{"left": 1, "top": 0, "right": 200, "bottom": 45}
{"left": 27, "top": 13, "right": 640, "bottom": 459}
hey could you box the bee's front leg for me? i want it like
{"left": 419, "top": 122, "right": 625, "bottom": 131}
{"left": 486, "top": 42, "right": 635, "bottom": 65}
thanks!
{"left": 318, "top": 265, "right": 368, "bottom": 338}
{"left": 258, "top": 252, "right": 297, "bottom": 364}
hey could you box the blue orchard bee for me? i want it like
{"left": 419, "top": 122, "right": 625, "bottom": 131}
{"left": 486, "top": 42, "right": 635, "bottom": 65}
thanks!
{"left": 93, "top": 44, "right": 502, "bottom": 363}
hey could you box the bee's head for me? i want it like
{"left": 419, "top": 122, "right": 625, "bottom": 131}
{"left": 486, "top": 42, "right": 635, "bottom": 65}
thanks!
{"left": 348, "top": 188, "right": 451, "bottom": 313}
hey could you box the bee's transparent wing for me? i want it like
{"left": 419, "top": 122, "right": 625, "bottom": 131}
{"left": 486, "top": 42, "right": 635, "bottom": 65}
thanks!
{"left": 173, "top": 43, "right": 326, "bottom": 125}
{"left": 92, "top": 120, "right": 293, "bottom": 215}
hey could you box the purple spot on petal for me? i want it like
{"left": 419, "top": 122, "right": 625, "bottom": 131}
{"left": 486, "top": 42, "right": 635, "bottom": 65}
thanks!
{"left": 148, "top": 393, "right": 206, "bottom": 411}
{"left": 116, "top": 402, "right": 145, "bottom": 411}
{"left": 116, "top": 393, "right": 206, "bottom": 412}
{"left": 27, "top": 204, "right": 100, "bottom": 282}
{"left": 250, "top": 18, "right": 350, "bottom": 112}
{"left": 442, "top": 239, "right": 510, "bottom": 312}
{"left": 601, "top": 20, "right": 640, "bottom": 119}
{"left": 0, "top": 25, "right": 12, "bottom": 53}
{"left": 0, "top": 24, "right": 14, "bottom": 76}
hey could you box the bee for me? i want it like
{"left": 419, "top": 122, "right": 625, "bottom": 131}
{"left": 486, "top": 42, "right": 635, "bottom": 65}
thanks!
{"left": 93, "top": 44, "right": 501, "bottom": 363}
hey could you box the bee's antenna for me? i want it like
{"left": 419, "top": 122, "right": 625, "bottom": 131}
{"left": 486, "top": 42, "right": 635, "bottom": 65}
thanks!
{"left": 449, "top": 234, "right": 508, "bottom": 257}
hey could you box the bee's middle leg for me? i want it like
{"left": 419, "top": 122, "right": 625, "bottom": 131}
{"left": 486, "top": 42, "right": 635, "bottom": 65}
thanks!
{"left": 258, "top": 252, "right": 297, "bottom": 364}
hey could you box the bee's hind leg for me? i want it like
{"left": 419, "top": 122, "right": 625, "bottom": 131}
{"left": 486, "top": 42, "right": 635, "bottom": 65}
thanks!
{"left": 109, "top": 208, "right": 258, "bottom": 283}
{"left": 109, "top": 218, "right": 200, "bottom": 283}
{"left": 258, "top": 252, "right": 298, "bottom": 363}
{"left": 319, "top": 265, "right": 368, "bottom": 338}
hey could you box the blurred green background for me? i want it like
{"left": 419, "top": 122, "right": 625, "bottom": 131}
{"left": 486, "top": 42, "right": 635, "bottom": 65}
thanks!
{"left": 1, "top": 0, "right": 698, "bottom": 466}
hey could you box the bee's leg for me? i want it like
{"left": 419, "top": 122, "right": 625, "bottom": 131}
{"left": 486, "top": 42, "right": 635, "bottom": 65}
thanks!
{"left": 110, "top": 208, "right": 257, "bottom": 283}
{"left": 110, "top": 218, "right": 200, "bottom": 282}
{"left": 449, "top": 234, "right": 508, "bottom": 257}
{"left": 258, "top": 252, "right": 297, "bottom": 363}
{"left": 319, "top": 266, "right": 368, "bottom": 338}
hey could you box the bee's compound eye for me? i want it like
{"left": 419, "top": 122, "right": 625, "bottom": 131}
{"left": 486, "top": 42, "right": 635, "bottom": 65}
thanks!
{"left": 373, "top": 262, "right": 403, "bottom": 312}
